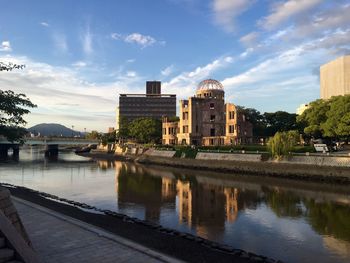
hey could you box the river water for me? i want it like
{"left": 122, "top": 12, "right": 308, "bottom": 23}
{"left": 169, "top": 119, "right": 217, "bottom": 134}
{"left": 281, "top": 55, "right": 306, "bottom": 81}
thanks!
{"left": 0, "top": 148, "right": 350, "bottom": 263}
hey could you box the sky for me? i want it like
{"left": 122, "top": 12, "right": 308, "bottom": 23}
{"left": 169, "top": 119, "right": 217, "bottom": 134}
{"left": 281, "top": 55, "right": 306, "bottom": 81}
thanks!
{"left": 0, "top": 0, "right": 349, "bottom": 132}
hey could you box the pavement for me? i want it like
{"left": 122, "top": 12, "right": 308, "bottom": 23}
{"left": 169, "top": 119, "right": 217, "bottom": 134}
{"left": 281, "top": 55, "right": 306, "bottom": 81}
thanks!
{"left": 13, "top": 197, "right": 183, "bottom": 263}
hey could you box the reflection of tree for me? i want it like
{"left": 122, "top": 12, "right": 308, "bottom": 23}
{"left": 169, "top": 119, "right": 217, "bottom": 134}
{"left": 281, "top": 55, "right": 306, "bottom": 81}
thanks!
{"left": 305, "top": 200, "right": 350, "bottom": 242}
{"left": 262, "top": 186, "right": 350, "bottom": 242}
{"left": 262, "top": 187, "right": 304, "bottom": 218}
{"left": 117, "top": 163, "right": 176, "bottom": 221}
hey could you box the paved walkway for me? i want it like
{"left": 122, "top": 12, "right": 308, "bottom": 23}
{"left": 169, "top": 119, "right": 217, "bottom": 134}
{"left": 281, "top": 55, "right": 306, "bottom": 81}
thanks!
{"left": 13, "top": 198, "right": 182, "bottom": 263}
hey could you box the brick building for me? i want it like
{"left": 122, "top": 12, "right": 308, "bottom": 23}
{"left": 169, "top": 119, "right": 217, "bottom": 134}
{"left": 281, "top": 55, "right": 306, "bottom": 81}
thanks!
{"left": 162, "top": 79, "right": 253, "bottom": 146}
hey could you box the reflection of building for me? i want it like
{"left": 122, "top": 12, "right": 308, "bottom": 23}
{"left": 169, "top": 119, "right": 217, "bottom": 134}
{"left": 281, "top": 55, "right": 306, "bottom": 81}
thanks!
{"left": 117, "top": 81, "right": 176, "bottom": 130}
{"left": 224, "top": 188, "right": 238, "bottom": 223}
{"left": 162, "top": 79, "right": 253, "bottom": 146}
{"left": 320, "top": 55, "right": 350, "bottom": 99}
{"left": 176, "top": 181, "right": 192, "bottom": 226}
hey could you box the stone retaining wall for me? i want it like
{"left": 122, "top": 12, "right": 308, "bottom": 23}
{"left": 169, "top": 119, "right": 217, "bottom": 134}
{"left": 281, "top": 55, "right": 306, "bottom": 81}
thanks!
{"left": 136, "top": 155, "right": 350, "bottom": 183}
{"left": 196, "top": 152, "right": 261, "bottom": 162}
{"left": 277, "top": 155, "right": 350, "bottom": 167}
{"left": 143, "top": 149, "right": 176, "bottom": 158}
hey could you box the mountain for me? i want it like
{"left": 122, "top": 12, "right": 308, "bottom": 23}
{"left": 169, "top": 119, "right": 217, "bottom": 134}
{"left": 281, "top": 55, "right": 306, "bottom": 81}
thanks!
{"left": 28, "top": 123, "right": 81, "bottom": 137}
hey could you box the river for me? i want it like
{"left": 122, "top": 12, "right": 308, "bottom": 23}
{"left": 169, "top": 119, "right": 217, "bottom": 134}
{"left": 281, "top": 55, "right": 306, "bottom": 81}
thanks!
{"left": 0, "top": 147, "right": 350, "bottom": 263}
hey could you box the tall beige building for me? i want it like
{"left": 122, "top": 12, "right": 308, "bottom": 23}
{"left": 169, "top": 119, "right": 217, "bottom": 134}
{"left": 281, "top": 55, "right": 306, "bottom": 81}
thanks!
{"left": 320, "top": 55, "right": 350, "bottom": 99}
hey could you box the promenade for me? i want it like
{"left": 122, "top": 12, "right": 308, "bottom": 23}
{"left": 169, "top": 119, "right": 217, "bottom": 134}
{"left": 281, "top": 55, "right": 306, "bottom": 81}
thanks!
{"left": 13, "top": 197, "right": 182, "bottom": 263}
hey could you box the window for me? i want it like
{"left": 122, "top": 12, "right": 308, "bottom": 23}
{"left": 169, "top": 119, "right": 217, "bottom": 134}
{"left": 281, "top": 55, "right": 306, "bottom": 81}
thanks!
{"left": 229, "top": 125, "right": 234, "bottom": 133}
{"left": 210, "top": 103, "right": 214, "bottom": 109}
{"left": 163, "top": 128, "right": 166, "bottom": 135}
{"left": 183, "top": 125, "right": 189, "bottom": 133}
{"left": 210, "top": 128, "right": 215, "bottom": 136}
{"left": 196, "top": 125, "right": 198, "bottom": 133}
{"left": 210, "top": 115, "right": 215, "bottom": 121}
{"left": 229, "top": 111, "right": 235, "bottom": 120}
{"left": 242, "top": 114, "right": 246, "bottom": 122}
{"left": 182, "top": 112, "right": 188, "bottom": 120}
{"left": 168, "top": 127, "right": 171, "bottom": 134}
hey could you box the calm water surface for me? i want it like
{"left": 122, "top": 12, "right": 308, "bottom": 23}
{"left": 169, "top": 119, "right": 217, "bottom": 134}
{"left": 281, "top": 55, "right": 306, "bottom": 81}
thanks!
{"left": 0, "top": 147, "right": 350, "bottom": 263}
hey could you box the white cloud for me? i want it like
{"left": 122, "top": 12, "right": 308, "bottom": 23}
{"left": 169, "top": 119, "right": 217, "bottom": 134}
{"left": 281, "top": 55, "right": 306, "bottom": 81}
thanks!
{"left": 163, "top": 56, "right": 234, "bottom": 98}
{"left": 72, "top": 61, "right": 87, "bottom": 68}
{"left": 111, "top": 32, "right": 163, "bottom": 48}
{"left": 83, "top": 27, "right": 93, "bottom": 55}
{"left": 40, "top": 22, "right": 49, "bottom": 27}
{"left": 126, "top": 59, "right": 135, "bottom": 63}
{"left": 212, "top": 0, "right": 252, "bottom": 32}
{"left": 161, "top": 65, "right": 174, "bottom": 76}
{"left": 124, "top": 33, "right": 156, "bottom": 47}
{"left": 52, "top": 33, "right": 68, "bottom": 53}
{"left": 260, "top": 0, "right": 323, "bottom": 30}
{"left": 0, "top": 55, "right": 144, "bottom": 131}
{"left": 126, "top": 71, "right": 137, "bottom": 77}
{"left": 240, "top": 32, "right": 260, "bottom": 47}
{"left": 0, "top": 41, "right": 12, "bottom": 52}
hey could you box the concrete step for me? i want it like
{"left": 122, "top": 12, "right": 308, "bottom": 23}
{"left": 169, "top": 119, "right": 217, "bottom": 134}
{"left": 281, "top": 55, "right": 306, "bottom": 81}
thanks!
{"left": 0, "top": 238, "right": 5, "bottom": 248}
{"left": 0, "top": 248, "right": 14, "bottom": 263}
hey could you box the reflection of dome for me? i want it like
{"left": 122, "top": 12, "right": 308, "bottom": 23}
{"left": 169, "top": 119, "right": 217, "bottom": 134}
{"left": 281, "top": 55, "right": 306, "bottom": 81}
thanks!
{"left": 197, "top": 79, "right": 224, "bottom": 91}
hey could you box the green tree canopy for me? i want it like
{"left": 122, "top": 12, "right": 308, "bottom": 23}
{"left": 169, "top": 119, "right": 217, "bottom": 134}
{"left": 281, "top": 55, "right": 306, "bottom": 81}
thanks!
{"left": 297, "top": 95, "right": 350, "bottom": 139}
{"left": 128, "top": 118, "right": 162, "bottom": 143}
{"left": 0, "top": 90, "right": 36, "bottom": 142}
{"left": 268, "top": 130, "right": 299, "bottom": 159}
{"left": 239, "top": 106, "right": 301, "bottom": 137}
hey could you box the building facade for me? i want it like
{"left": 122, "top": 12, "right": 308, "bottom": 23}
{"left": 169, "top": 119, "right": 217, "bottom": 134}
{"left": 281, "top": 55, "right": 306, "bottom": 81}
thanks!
{"left": 162, "top": 79, "right": 253, "bottom": 146}
{"left": 320, "top": 55, "right": 350, "bottom": 99}
{"left": 117, "top": 81, "right": 176, "bottom": 130}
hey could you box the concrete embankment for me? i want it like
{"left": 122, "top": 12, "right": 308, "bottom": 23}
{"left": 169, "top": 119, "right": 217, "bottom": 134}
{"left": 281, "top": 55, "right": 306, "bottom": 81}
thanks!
{"left": 135, "top": 154, "right": 350, "bottom": 184}
{"left": 77, "top": 147, "right": 350, "bottom": 183}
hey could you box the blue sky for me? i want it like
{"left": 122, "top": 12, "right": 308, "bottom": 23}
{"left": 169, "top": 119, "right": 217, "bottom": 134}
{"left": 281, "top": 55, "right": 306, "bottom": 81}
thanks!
{"left": 1, "top": 0, "right": 349, "bottom": 132}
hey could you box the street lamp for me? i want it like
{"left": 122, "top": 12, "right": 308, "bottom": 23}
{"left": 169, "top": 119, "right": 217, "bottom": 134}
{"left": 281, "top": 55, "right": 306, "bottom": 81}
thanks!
{"left": 71, "top": 125, "right": 74, "bottom": 137}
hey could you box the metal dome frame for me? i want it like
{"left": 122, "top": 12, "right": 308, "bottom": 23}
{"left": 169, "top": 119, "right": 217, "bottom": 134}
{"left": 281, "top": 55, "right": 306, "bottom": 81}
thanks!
{"left": 197, "top": 79, "right": 224, "bottom": 91}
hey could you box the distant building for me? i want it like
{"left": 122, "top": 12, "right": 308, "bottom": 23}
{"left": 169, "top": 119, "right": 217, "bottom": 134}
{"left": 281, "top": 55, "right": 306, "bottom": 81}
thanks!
{"left": 320, "top": 55, "right": 350, "bottom": 99}
{"left": 162, "top": 79, "right": 253, "bottom": 146}
{"left": 296, "top": 103, "right": 309, "bottom": 115}
{"left": 116, "top": 81, "right": 176, "bottom": 130}
{"left": 108, "top": 127, "right": 115, "bottom": 133}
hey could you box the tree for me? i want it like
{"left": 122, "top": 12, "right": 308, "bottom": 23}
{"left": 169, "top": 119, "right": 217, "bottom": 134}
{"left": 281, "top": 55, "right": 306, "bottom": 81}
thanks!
{"left": 128, "top": 118, "right": 162, "bottom": 143}
{"left": 0, "top": 62, "right": 25, "bottom": 71}
{"left": 264, "top": 111, "right": 300, "bottom": 136}
{"left": 297, "top": 95, "right": 350, "bottom": 140}
{"left": 85, "top": 130, "right": 102, "bottom": 140}
{"left": 238, "top": 107, "right": 266, "bottom": 136}
{"left": 117, "top": 116, "right": 130, "bottom": 139}
{"left": 268, "top": 130, "right": 299, "bottom": 159}
{"left": 321, "top": 95, "right": 350, "bottom": 139}
{"left": 297, "top": 99, "right": 330, "bottom": 138}
{"left": 0, "top": 90, "right": 36, "bottom": 142}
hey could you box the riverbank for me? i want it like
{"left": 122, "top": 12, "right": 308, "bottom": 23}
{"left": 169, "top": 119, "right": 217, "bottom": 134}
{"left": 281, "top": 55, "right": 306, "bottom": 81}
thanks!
{"left": 77, "top": 151, "right": 350, "bottom": 184}
{"left": 3, "top": 184, "right": 276, "bottom": 263}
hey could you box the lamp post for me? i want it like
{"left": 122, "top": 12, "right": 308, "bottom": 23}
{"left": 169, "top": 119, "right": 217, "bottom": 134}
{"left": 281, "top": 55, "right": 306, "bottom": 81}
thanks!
{"left": 71, "top": 125, "right": 74, "bottom": 138}
{"left": 84, "top": 128, "right": 87, "bottom": 138}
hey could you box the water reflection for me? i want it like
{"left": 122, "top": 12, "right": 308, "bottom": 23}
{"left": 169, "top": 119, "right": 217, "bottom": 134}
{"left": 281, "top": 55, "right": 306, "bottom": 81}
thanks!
{"left": 112, "top": 161, "right": 350, "bottom": 250}
{"left": 1, "top": 150, "right": 350, "bottom": 263}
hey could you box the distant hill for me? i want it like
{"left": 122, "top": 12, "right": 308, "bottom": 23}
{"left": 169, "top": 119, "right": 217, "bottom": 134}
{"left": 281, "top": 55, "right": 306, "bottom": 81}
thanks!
{"left": 28, "top": 123, "right": 81, "bottom": 137}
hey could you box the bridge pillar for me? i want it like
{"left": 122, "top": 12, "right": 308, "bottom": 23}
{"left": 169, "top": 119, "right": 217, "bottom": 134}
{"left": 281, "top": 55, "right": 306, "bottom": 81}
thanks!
{"left": 0, "top": 144, "right": 9, "bottom": 158}
{"left": 44, "top": 144, "right": 59, "bottom": 157}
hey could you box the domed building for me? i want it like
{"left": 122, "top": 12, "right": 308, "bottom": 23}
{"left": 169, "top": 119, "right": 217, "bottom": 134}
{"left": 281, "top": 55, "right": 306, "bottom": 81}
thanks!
{"left": 162, "top": 79, "right": 253, "bottom": 146}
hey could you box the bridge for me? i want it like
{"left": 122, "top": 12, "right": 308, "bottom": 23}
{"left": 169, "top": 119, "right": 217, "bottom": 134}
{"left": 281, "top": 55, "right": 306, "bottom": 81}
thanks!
{"left": 0, "top": 137, "right": 99, "bottom": 158}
